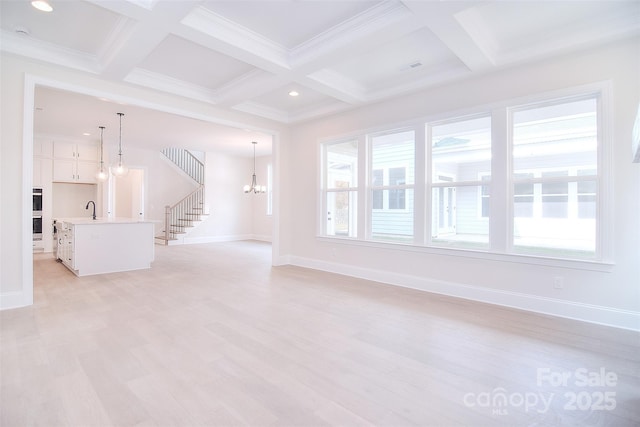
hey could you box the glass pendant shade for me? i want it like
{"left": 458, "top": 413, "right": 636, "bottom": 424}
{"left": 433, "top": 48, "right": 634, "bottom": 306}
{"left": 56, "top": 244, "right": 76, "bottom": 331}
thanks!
{"left": 96, "top": 126, "right": 108, "bottom": 181}
{"left": 111, "top": 112, "right": 129, "bottom": 177}
{"left": 111, "top": 161, "right": 129, "bottom": 177}
{"left": 96, "top": 166, "right": 108, "bottom": 181}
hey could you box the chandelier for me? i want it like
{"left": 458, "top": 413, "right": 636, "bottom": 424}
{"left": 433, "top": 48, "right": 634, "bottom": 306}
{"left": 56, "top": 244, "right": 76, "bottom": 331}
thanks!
{"left": 243, "top": 141, "right": 266, "bottom": 194}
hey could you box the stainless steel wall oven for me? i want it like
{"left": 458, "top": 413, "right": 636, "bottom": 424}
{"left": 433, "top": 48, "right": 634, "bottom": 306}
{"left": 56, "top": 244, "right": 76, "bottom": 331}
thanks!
{"left": 33, "top": 188, "right": 43, "bottom": 241}
{"left": 33, "top": 188, "right": 43, "bottom": 213}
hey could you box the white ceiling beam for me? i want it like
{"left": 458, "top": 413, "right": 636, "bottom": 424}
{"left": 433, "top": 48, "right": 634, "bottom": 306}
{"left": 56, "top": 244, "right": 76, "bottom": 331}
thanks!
{"left": 402, "top": 1, "right": 496, "bottom": 71}
{"left": 0, "top": 30, "right": 100, "bottom": 74}
{"left": 214, "top": 71, "right": 293, "bottom": 108}
{"left": 177, "top": 6, "right": 291, "bottom": 74}
{"left": 98, "top": 1, "right": 200, "bottom": 80}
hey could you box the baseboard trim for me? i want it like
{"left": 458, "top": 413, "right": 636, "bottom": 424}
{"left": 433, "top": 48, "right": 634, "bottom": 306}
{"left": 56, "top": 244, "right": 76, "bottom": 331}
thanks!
{"left": 182, "top": 234, "right": 253, "bottom": 244}
{"left": 0, "top": 291, "right": 30, "bottom": 311}
{"left": 288, "top": 256, "right": 640, "bottom": 332}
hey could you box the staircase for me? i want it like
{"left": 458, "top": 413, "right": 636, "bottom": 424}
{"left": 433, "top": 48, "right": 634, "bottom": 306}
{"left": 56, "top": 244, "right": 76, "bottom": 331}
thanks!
{"left": 156, "top": 148, "right": 206, "bottom": 245}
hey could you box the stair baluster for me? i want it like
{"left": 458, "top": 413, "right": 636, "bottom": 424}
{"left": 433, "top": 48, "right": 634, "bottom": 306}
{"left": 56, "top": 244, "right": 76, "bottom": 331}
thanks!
{"left": 158, "top": 148, "right": 206, "bottom": 245}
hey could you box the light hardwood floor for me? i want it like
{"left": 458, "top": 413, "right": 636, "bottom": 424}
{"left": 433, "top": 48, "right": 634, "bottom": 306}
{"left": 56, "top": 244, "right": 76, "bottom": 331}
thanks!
{"left": 1, "top": 241, "right": 639, "bottom": 426}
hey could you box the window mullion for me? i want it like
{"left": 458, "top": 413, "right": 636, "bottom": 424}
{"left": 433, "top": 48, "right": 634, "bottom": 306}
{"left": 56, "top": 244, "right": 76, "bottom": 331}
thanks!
{"left": 358, "top": 135, "right": 367, "bottom": 240}
{"left": 491, "top": 107, "right": 509, "bottom": 253}
{"left": 414, "top": 125, "right": 426, "bottom": 245}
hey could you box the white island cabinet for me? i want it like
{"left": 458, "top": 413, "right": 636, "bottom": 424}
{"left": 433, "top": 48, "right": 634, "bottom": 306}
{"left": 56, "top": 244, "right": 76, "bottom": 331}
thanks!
{"left": 56, "top": 218, "right": 155, "bottom": 276}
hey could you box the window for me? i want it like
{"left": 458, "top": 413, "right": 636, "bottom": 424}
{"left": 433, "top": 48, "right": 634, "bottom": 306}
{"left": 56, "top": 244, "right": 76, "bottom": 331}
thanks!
{"left": 369, "top": 130, "right": 415, "bottom": 242}
{"left": 430, "top": 116, "right": 491, "bottom": 249}
{"left": 320, "top": 87, "right": 607, "bottom": 263}
{"left": 388, "top": 167, "right": 406, "bottom": 209}
{"left": 323, "top": 140, "right": 358, "bottom": 237}
{"left": 372, "top": 169, "right": 383, "bottom": 209}
{"left": 512, "top": 97, "right": 598, "bottom": 258}
{"left": 479, "top": 174, "right": 490, "bottom": 218}
{"left": 514, "top": 173, "right": 535, "bottom": 217}
{"left": 577, "top": 169, "right": 596, "bottom": 219}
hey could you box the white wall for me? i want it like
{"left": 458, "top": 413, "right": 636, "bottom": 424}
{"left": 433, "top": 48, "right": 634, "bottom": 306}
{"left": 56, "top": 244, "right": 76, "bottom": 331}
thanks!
{"left": 183, "top": 153, "right": 273, "bottom": 243}
{"left": 284, "top": 38, "right": 640, "bottom": 330}
{"left": 118, "top": 147, "right": 198, "bottom": 232}
{"left": 52, "top": 183, "right": 97, "bottom": 218}
{"left": 185, "top": 152, "right": 254, "bottom": 242}
{"left": 253, "top": 155, "right": 273, "bottom": 241}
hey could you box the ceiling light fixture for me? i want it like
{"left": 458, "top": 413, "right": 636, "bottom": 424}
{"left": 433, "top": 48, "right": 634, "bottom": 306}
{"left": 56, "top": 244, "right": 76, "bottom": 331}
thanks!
{"left": 288, "top": 90, "right": 299, "bottom": 97}
{"left": 243, "top": 141, "right": 265, "bottom": 194}
{"left": 31, "top": 1, "right": 53, "bottom": 12}
{"left": 96, "top": 126, "right": 108, "bottom": 182}
{"left": 110, "top": 113, "right": 129, "bottom": 177}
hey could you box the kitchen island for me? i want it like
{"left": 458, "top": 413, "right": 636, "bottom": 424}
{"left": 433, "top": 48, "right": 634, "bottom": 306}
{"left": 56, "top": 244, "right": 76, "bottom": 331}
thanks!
{"left": 56, "top": 217, "right": 156, "bottom": 276}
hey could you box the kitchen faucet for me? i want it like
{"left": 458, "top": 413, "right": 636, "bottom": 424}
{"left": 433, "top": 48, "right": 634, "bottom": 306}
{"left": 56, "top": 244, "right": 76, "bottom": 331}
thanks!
{"left": 85, "top": 201, "right": 96, "bottom": 220}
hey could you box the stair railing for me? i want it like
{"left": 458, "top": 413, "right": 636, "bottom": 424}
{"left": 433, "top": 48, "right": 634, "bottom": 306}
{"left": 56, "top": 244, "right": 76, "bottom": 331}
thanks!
{"left": 164, "top": 185, "right": 205, "bottom": 243}
{"left": 162, "top": 148, "right": 204, "bottom": 184}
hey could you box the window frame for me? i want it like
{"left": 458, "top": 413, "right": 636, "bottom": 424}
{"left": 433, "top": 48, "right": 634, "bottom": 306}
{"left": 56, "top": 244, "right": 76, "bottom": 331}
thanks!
{"left": 367, "top": 128, "right": 416, "bottom": 242}
{"left": 427, "top": 114, "right": 492, "bottom": 249}
{"left": 321, "top": 139, "right": 360, "bottom": 238}
{"left": 318, "top": 82, "right": 613, "bottom": 269}
{"left": 507, "top": 93, "right": 604, "bottom": 260}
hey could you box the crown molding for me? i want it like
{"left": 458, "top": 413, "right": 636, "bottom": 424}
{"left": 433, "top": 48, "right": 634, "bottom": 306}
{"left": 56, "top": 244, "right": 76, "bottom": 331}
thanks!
{"left": 288, "top": 100, "right": 354, "bottom": 124}
{"left": 365, "top": 63, "right": 471, "bottom": 102}
{"left": 181, "top": 6, "right": 290, "bottom": 71}
{"left": 493, "top": 15, "right": 640, "bottom": 67}
{"left": 233, "top": 101, "right": 290, "bottom": 123}
{"left": 233, "top": 99, "right": 355, "bottom": 124}
{"left": 289, "top": 0, "right": 413, "bottom": 68}
{"left": 0, "top": 30, "right": 100, "bottom": 74}
{"left": 304, "top": 69, "right": 367, "bottom": 104}
{"left": 213, "top": 69, "right": 288, "bottom": 107}
{"left": 124, "top": 68, "right": 220, "bottom": 104}
{"left": 96, "top": 16, "right": 139, "bottom": 72}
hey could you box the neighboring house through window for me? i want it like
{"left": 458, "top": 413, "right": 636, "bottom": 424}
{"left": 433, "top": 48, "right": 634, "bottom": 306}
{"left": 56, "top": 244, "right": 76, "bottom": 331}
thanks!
{"left": 320, "top": 87, "right": 607, "bottom": 263}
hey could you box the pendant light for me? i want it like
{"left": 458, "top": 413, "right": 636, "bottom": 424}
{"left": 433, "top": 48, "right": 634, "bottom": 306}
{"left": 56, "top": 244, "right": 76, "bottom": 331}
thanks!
{"left": 111, "top": 112, "right": 129, "bottom": 177}
{"left": 95, "top": 126, "right": 108, "bottom": 181}
{"left": 243, "top": 141, "right": 266, "bottom": 194}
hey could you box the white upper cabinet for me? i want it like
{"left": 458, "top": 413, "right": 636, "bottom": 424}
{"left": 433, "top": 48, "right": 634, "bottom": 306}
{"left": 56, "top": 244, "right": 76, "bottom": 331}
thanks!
{"left": 53, "top": 141, "right": 99, "bottom": 183}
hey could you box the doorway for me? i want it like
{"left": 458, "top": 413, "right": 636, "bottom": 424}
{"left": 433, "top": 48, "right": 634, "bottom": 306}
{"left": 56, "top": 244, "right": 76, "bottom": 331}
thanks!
{"left": 109, "top": 168, "right": 145, "bottom": 219}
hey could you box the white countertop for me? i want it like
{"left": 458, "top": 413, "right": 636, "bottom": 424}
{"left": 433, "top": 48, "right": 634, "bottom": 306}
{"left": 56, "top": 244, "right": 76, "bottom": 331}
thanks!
{"left": 55, "top": 217, "right": 158, "bottom": 225}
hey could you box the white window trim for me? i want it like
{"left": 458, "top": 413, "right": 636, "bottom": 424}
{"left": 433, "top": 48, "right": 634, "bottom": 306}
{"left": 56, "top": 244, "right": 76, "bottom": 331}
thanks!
{"left": 507, "top": 89, "right": 609, "bottom": 261}
{"left": 478, "top": 172, "right": 491, "bottom": 220}
{"left": 367, "top": 129, "right": 416, "bottom": 240}
{"left": 318, "top": 81, "right": 613, "bottom": 269}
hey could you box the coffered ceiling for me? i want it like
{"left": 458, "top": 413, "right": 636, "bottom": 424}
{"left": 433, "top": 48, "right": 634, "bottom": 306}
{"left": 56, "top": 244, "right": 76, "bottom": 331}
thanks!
{"left": 1, "top": 0, "right": 639, "bottom": 153}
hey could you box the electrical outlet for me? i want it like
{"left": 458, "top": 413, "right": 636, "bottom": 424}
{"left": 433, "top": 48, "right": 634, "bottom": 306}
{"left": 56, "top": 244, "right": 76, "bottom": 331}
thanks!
{"left": 553, "top": 276, "right": 564, "bottom": 289}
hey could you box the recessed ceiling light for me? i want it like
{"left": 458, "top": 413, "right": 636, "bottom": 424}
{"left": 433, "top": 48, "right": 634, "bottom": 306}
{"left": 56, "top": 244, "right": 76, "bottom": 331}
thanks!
{"left": 82, "top": 132, "right": 91, "bottom": 136}
{"left": 31, "top": 1, "right": 53, "bottom": 12}
{"left": 288, "top": 91, "right": 299, "bottom": 97}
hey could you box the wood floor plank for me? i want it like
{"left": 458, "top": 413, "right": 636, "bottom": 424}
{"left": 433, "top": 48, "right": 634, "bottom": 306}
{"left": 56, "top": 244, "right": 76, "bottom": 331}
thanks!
{"left": 1, "top": 241, "right": 638, "bottom": 426}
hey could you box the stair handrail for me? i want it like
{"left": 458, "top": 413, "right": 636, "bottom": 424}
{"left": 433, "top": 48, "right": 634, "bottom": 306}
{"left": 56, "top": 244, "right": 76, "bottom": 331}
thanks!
{"left": 164, "top": 184, "right": 205, "bottom": 243}
{"left": 162, "top": 148, "right": 204, "bottom": 184}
